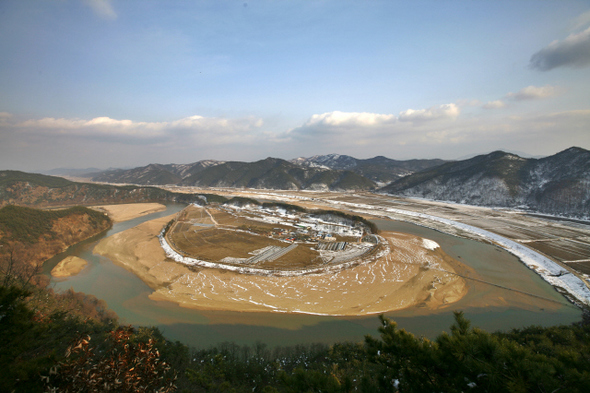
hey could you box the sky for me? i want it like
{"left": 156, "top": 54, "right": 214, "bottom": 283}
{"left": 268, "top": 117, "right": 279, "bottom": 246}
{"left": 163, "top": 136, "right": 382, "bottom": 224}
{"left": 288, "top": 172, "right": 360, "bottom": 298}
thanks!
{"left": 1, "top": 0, "right": 590, "bottom": 172}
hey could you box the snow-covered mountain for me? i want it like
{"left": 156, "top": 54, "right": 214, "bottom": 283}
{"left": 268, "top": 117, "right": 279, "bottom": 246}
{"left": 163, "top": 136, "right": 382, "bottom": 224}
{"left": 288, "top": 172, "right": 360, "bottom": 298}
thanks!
{"left": 291, "top": 154, "right": 447, "bottom": 184}
{"left": 380, "top": 147, "right": 590, "bottom": 219}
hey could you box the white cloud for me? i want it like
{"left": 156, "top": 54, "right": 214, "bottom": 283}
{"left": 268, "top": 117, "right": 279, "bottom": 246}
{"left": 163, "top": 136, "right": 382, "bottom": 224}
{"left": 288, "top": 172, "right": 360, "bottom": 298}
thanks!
{"left": 398, "top": 103, "right": 459, "bottom": 122}
{"left": 530, "top": 26, "right": 590, "bottom": 71}
{"left": 18, "top": 116, "right": 165, "bottom": 138}
{"left": 482, "top": 100, "right": 506, "bottom": 109}
{"left": 304, "top": 111, "right": 396, "bottom": 128}
{"left": 285, "top": 103, "right": 461, "bottom": 149}
{"left": 83, "top": 0, "right": 117, "bottom": 20}
{"left": 506, "top": 85, "right": 558, "bottom": 101}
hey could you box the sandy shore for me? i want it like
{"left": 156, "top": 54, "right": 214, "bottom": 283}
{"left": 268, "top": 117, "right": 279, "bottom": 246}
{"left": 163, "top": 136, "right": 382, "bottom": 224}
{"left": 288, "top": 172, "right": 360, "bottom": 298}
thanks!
{"left": 92, "top": 203, "right": 167, "bottom": 223}
{"left": 94, "top": 215, "right": 467, "bottom": 315}
{"left": 51, "top": 256, "right": 88, "bottom": 277}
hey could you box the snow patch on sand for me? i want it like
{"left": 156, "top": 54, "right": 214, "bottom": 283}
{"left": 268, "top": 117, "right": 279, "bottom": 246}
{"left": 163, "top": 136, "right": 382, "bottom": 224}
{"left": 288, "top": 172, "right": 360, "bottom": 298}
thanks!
{"left": 422, "top": 239, "right": 439, "bottom": 250}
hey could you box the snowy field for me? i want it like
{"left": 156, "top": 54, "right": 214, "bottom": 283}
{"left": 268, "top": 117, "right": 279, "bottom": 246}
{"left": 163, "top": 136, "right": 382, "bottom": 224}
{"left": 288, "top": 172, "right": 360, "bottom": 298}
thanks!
{"left": 325, "top": 199, "right": 590, "bottom": 307}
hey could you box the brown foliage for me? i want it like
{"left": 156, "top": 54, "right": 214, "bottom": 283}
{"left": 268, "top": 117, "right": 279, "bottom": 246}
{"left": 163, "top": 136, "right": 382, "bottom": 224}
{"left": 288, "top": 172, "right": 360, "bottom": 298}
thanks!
{"left": 43, "top": 326, "right": 177, "bottom": 392}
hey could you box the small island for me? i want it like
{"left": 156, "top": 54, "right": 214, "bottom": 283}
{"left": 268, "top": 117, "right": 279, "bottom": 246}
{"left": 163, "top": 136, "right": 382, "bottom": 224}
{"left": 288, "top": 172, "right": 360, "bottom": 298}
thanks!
{"left": 51, "top": 256, "right": 88, "bottom": 278}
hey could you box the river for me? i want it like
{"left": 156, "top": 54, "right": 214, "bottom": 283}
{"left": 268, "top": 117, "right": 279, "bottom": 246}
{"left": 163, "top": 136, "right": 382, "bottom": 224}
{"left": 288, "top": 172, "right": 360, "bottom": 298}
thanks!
{"left": 43, "top": 204, "right": 581, "bottom": 348}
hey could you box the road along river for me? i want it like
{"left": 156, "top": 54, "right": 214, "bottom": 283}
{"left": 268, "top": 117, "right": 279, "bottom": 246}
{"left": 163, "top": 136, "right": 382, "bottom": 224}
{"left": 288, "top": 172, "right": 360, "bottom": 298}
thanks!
{"left": 44, "top": 203, "right": 581, "bottom": 348}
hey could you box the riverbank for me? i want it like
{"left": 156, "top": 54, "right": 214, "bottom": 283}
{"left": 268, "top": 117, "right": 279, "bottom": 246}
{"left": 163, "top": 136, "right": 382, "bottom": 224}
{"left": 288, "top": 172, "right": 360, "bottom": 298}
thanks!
{"left": 94, "top": 214, "right": 467, "bottom": 315}
{"left": 326, "top": 199, "right": 590, "bottom": 307}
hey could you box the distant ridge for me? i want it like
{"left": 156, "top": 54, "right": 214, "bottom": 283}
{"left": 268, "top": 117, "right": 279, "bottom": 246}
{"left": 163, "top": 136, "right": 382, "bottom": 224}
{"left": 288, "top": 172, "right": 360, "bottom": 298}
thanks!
{"left": 91, "top": 160, "right": 222, "bottom": 185}
{"left": 92, "top": 157, "right": 377, "bottom": 191}
{"left": 0, "top": 170, "right": 195, "bottom": 208}
{"left": 90, "top": 154, "right": 446, "bottom": 189}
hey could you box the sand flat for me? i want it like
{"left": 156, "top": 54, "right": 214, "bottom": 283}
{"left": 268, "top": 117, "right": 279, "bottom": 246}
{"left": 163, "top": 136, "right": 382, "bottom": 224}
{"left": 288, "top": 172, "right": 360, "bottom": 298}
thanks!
{"left": 92, "top": 203, "right": 167, "bottom": 223}
{"left": 94, "top": 214, "right": 467, "bottom": 316}
{"left": 51, "top": 256, "right": 88, "bottom": 277}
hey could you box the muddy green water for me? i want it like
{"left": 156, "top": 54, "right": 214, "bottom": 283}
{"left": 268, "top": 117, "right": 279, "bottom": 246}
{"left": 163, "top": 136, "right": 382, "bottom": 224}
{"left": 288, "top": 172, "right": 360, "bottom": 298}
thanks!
{"left": 44, "top": 205, "right": 581, "bottom": 348}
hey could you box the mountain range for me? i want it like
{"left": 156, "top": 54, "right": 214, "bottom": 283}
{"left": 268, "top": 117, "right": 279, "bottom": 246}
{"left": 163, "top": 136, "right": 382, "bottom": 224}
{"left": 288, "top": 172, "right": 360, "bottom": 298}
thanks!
{"left": 89, "top": 155, "right": 446, "bottom": 190}
{"left": 23, "top": 146, "right": 590, "bottom": 218}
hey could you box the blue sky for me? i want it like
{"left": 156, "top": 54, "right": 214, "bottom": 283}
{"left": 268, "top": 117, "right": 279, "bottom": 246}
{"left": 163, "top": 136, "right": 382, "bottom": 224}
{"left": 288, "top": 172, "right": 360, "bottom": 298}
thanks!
{"left": 1, "top": 0, "right": 590, "bottom": 171}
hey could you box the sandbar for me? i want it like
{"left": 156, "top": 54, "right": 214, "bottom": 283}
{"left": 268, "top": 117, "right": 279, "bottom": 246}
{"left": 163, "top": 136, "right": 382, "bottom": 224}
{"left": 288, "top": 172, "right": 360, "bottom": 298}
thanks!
{"left": 94, "top": 215, "right": 468, "bottom": 316}
{"left": 51, "top": 256, "right": 88, "bottom": 277}
{"left": 92, "top": 203, "right": 166, "bottom": 222}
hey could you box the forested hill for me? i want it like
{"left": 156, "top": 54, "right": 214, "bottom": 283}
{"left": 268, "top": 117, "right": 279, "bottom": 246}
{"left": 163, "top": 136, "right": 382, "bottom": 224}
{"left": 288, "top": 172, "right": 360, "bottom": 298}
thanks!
{"left": 291, "top": 154, "right": 447, "bottom": 183}
{"left": 380, "top": 147, "right": 590, "bottom": 218}
{"left": 0, "top": 205, "right": 112, "bottom": 269}
{"left": 0, "top": 170, "right": 195, "bottom": 208}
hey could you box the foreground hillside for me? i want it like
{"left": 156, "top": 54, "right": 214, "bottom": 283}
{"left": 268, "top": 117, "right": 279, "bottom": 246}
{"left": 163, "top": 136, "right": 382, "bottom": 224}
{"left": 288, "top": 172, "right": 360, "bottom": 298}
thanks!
{"left": 3, "top": 271, "right": 590, "bottom": 393}
{"left": 381, "top": 147, "right": 590, "bottom": 219}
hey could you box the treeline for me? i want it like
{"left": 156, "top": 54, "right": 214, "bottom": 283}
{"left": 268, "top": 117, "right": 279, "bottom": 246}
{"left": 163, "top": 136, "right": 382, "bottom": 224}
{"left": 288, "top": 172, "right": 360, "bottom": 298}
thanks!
{"left": 173, "top": 312, "right": 590, "bottom": 392}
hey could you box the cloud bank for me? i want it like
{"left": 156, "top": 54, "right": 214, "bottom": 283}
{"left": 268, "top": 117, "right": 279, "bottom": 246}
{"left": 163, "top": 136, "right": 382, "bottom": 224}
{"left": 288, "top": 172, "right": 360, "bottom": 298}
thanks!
{"left": 282, "top": 103, "right": 589, "bottom": 161}
{"left": 1, "top": 104, "right": 588, "bottom": 171}
{"left": 530, "top": 26, "right": 590, "bottom": 71}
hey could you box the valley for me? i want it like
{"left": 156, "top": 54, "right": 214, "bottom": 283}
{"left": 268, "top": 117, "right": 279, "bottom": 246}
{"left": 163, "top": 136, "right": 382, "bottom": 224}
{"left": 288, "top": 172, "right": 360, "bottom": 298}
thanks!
{"left": 2, "top": 168, "right": 589, "bottom": 343}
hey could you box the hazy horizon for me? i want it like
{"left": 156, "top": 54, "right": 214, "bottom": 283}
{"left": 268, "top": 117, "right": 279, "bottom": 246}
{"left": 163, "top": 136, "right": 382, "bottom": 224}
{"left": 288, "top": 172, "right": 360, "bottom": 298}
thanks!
{"left": 1, "top": 1, "right": 590, "bottom": 172}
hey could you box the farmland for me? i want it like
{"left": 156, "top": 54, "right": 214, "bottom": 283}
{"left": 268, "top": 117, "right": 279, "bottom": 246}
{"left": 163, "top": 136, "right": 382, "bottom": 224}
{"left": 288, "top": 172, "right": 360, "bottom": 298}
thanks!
{"left": 165, "top": 203, "right": 378, "bottom": 273}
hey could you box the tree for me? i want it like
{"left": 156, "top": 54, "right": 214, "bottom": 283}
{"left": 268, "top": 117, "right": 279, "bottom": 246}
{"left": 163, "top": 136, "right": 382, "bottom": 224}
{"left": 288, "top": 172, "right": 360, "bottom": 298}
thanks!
{"left": 365, "top": 311, "right": 590, "bottom": 393}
